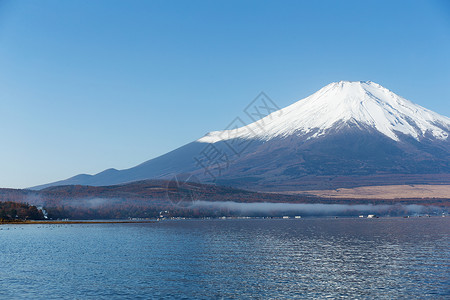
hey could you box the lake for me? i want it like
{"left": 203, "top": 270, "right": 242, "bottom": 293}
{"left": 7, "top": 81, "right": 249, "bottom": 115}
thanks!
{"left": 0, "top": 217, "right": 448, "bottom": 299}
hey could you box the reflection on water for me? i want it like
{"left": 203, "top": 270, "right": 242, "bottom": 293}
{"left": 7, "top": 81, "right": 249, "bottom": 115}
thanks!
{"left": 0, "top": 218, "right": 448, "bottom": 299}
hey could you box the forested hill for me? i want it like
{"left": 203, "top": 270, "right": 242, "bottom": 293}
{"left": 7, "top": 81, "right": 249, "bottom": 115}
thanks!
{"left": 0, "top": 201, "right": 45, "bottom": 221}
{"left": 0, "top": 180, "right": 448, "bottom": 220}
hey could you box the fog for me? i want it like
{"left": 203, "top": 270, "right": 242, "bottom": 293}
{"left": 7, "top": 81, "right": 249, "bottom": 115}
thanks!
{"left": 59, "top": 197, "right": 120, "bottom": 209}
{"left": 191, "top": 201, "right": 443, "bottom": 216}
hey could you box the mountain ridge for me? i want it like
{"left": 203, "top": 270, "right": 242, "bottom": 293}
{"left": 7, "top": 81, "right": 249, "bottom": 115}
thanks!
{"left": 198, "top": 81, "right": 449, "bottom": 143}
{"left": 32, "top": 81, "right": 450, "bottom": 191}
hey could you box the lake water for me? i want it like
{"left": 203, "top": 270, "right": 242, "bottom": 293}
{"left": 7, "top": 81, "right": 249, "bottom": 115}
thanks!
{"left": 0, "top": 218, "right": 448, "bottom": 299}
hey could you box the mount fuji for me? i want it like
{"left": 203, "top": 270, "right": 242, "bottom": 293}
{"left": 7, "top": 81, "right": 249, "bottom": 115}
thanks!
{"left": 33, "top": 81, "right": 450, "bottom": 191}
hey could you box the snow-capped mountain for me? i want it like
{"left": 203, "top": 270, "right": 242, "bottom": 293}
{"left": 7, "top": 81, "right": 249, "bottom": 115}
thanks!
{"left": 32, "top": 81, "right": 450, "bottom": 191}
{"left": 199, "top": 81, "right": 449, "bottom": 143}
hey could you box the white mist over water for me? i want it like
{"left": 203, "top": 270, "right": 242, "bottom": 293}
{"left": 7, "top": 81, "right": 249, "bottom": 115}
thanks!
{"left": 191, "top": 201, "right": 443, "bottom": 216}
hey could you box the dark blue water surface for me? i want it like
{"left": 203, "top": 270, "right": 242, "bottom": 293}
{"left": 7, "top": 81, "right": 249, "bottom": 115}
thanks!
{"left": 0, "top": 218, "right": 449, "bottom": 299}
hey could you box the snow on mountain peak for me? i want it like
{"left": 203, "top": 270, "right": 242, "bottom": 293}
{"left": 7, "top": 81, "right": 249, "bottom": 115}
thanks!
{"left": 198, "top": 81, "right": 450, "bottom": 143}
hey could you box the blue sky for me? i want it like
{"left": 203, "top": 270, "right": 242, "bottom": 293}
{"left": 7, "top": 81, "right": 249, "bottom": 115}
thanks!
{"left": 0, "top": 0, "right": 449, "bottom": 188}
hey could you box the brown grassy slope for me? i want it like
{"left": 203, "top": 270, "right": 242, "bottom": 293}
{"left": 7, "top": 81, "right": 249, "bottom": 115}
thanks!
{"left": 282, "top": 184, "right": 450, "bottom": 200}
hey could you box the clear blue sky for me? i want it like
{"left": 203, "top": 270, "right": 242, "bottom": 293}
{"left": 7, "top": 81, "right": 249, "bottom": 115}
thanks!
{"left": 0, "top": 0, "right": 449, "bottom": 188}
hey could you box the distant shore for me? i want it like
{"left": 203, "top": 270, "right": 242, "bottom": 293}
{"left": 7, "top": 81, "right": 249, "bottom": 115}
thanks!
{"left": 0, "top": 220, "right": 156, "bottom": 225}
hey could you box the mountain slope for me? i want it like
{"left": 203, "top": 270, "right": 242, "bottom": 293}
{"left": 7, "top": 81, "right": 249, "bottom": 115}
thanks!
{"left": 32, "top": 81, "right": 450, "bottom": 191}
{"left": 199, "top": 81, "right": 449, "bottom": 142}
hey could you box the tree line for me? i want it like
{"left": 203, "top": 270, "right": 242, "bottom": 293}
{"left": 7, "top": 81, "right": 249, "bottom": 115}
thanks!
{"left": 0, "top": 201, "right": 45, "bottom": 221}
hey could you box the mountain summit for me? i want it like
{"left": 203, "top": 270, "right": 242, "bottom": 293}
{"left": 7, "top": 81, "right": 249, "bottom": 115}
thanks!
{"left": 33, "top": 81, "right": 450, "bottom": 191}
{"left": 199, "top": 81, "right": 449, "bottom": 143}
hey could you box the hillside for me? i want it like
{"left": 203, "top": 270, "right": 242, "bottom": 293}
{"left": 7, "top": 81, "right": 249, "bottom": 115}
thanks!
{"left": 32, "top": 81, "right": 450, "bottom": 192}
{"left": 2, "top": 180, "right": 449, "bottom": 219}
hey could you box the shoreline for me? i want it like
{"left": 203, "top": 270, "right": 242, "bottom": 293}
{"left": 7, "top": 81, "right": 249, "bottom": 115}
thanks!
{"left": 0, "top": 220, "right": 156, "bottom": 225}
{"left": 1, "top": 214, "right": 447, "bottom": 225}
